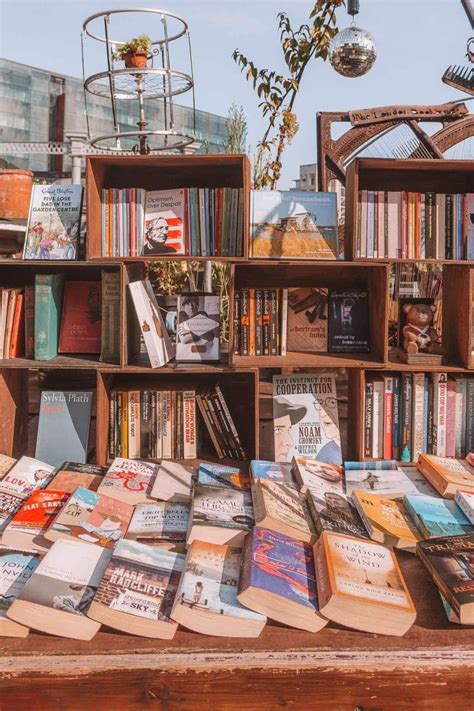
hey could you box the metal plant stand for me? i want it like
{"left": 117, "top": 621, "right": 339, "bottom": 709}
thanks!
{"left": 81, "top": 8, "right": 196, "bottom": 154}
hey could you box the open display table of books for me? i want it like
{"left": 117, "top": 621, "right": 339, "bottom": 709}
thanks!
{"left": 1, "top": 553, "right": 473, "bottom": 710}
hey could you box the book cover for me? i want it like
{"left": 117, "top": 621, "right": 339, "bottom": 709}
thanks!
{"left": 273, "top": 373, "right": 342, "bottom": 464}
{"left": 174, "top": 540, "right": 265, "bottom": 620}
{"left": 3, "top": 490, "right": 69, "bottom": 549}
{"left": 198, "top": 463, "right": 251, "bottom": 491}
{"left": 417, "top": 454, "right": 474, "bottom": 497}
{"left": 98, "top": 458, "right": 159, "bottom": 505}
{"left": 13, "top": 538, "right": 111, "bottom": 616}
{"left": 352, "top": 491, "right": 422, "bottom": 549}
{"left": 34, "top": 273, "right": 65, "bottom": 361}
{"left": 191, "top": 484, "right": 254, "bottom": 532}
{"left": 100, "top": 270, "right": 121, "bottom": 364}
{"left": 47, "top": 486, "right": 133, "bottom": 548}
{"left": 0, "top": 552, "right": 40, "bottom": 620}
{"left": 252, "top": 480, "right": 316, "bottom": 542}
{"left": 344, "top": 467, "right": 438, "bottom": 498}
{"left": 0, "top": 457, "right": 54, "bottom": 500}
{"left": 455, "top": 490, "right": 474, "bottom": 525}
{"left": 126, "top": 502, "right": 190, "bottom": 544}
{"left": 405, "top": 495, "right": 473, "bottom": 538}
{"left": 23, "top": 185, "right": 83, "bottom": 260}
{"left": 0, "top": 493, "right": 24, "bottom": 535}
{"left": 239, "top": 527, "right": 321, "bottom": 612}
{"left": 128, "top": 280, "right": 175, "bottom": 368}
{"left": 250, "top": 191, "right": 338, "bottom": 260}
{"left": 143, "top": 189, "right": 186, "bottom": 256}
{"left": 292, "top": 456, "right": 344, "bottom": 496}
{"left": 59, "top": 282, "right": 102, "bottom": 354}
{"left": 307, "top": 489, "right": 369, "bottom": 539}
{"left": 45, "top": 462, "right": 106, "bottom": 494}
{"left": 328, "top": 289, "right": 370, "bottom": 353}
{"left": 91, "top": 539, "right": 184, "bottom": 622}
{"left": 35, "top": 391, "right": 93, "bottom": 468}
{"left": 249, "top": 460, "right": 295, "bottom": 486}
{"left": 176, "top": 294, "right": 220, "bottom": 362}
{"left": 286, "top": 287, "right": 328, "bottom": 352}
{"left": 151, "top": 461, "right": 196, "bottom": 503}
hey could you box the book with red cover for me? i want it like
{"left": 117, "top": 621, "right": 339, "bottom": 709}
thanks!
{"left": 9, "top": 292, "right": 25, "bottom": 358}
{"left": 1, "top": 489, "right": 69, "bottom": 552}
{"left": 59, "top": 282, "right": 102, "bottom": 354}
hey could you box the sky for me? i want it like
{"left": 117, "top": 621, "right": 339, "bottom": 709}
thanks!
{"left": 0, "top": 0, "right": 471, "bottom": 188}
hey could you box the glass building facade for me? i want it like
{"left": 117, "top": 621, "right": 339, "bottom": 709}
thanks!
{"left": 0, "top": 59, "right": 228, "bottom": 173}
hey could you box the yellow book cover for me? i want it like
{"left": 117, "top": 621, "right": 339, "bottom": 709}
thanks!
{"left": 352, "top": 491, "right": 422, "bottom": 547}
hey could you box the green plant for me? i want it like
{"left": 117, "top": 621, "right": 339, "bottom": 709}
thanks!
{"left": 224, "top": 103, "right": 248, "bottom": 154}
{"left": 233, "top": 1, "right": 343, "bottom": 189}
{"left": 112, "top": 34, "right": 152, "bottom": 61}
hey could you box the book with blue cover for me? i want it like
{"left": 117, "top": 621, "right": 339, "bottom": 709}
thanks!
{"left": 35, "top": 391, "right": 93, "bottom": 468}
{"left": 0, "top": 551, "right": 40, "bottom": 637}
{"left": 197, "top": 463, "right": 250, "bottom": 490}
{"left": 404, "top": 494, "right": 474, "bottom": 539}
{"left": 249, "top": 460, "right": 296, "bottom": 487}
{"left": 344, "top": 461, "right": 398, "bottom": 471}
{"left": 238, "top": 527, "right": 327, "bottom": 632}
{"left": 34, "top": 273, "right": 65, "bottom": 360}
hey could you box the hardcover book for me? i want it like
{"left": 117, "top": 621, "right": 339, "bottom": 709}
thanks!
{"left": 344, "top": 467, "right": 438, "bottom": 499}
{"left": 98, "top": 458, "right": 159, "bottom": 506}
{"left": 306, "top": 489, "right": 369, "bottom": 539}
{"left": 176, "top": 294, "right": 220, "bottom": 362}
{"left": 100, "top": 270, "right": 121, "bottom": 364}
{"left": 249, "top": 460, "right": 295, "bottom": 486}
{"left": 88, "top": 539, "right": 185, "bottom": 639}
{"left": 187, "top": 484, "right": 254, "bottom": 546}
{"left": 197, "top": 463, "right": 251, "bottom": 491}
{"left": 250, "top": 191, "right": 338, "bottom": 260}
{"left": 23, "top": 184, "right": 83, "bottom": 260}
{"left": 328, "top": 289, "right": 370, "bottom": 353}
{"left": 34, "top": 273, "right": 65, "bottom": 360}
{"left": 351, "top": 490, "right": 422, "bottom": 552}
{"left": 171, "top": 540, "right": 266, "bottom": 637}
{"left": 417, "top": 454, "right": 474, "bottom": 498}
{"left": 125, "top": 501, "right": 190, "bottom": 552}
{"left": 273, "top": 373, "right": 342, "bottom": 464}
{"left": 314, "top": 531, "right": 416, "bottom": 636}
{"left": 404, "top": 495, "right": 473, "bottom": 539}
{"left": 417, "top": 534, "right": 474, "bottom": 624}
{"left": 7, "top": 538, "right": 112, "bottom": 640}
{"left": 128, "top": 279, "right": 175, "bottom": 368}
{"left": 237, "top": 527, "right": 328, "bottom": 632}
{"left": 2, "top": 489, "right": 69, "bottom": 553}
{"left": 59, "top": 282, "right": 102, "bottom": 354}
{"left": 45, "top": 462, "right": 106, "bottom": 494}
{"left": 35, "top": 391, "right": 93, "bottom": 468}
{"left": 286, "top": 287, "right": 328, "bottom": 352}
{"left": 150, "top": 461, "right": 196, "bottom": 503}
{"left": 251, "top": 480, "right": 316, "bottom": 544}
{"left": 143, "top": 189, "right": 186, "bottom": 256}
{"left": 44, "top": 486, "right": 133, "bottom": 548}
{"left": 292, "top": 456, "right": 344, "bottom": 496}
{"left": 0, "top": 552, "right": 40, "bottom": 637}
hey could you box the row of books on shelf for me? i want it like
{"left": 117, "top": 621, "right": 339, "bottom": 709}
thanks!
{"left": 233, "top": 287, "right": 370, "bottom": 356}
{"left": 0, "top": 452, "right": 473, "bottom": 640}
{"left": 0, "top": 271, "right": 120, "bottom": 363}
{"left": 108, "top": 384, "right": 246, "bottom": 462}
{"left": 356, "top": 191, "right": 474, "bottom": 260}
{"left": 364, "top": 373, "right": 474, "bottom": 462}
{"left": 100, "top": 187, "right": 245, "bottom": 258}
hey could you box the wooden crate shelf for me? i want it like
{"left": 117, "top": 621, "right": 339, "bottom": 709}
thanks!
{"left": 86, "top": 154, "right": 251, "bottom": 261}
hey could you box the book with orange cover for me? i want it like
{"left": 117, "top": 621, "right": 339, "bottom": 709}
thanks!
{"left": 351, "top": 490, "right": 422, "bottom": 552}
{"left": 2, "top": 489, "right": 69, "bottom": 553}
{"left": 313, "top": 531, "right": 416, "bottom": 636}
{"left": 9, "top": 293, "right": 24, "bottom": 358}
{"left": 417, "top": 453, "right": 474, "bottom": 498}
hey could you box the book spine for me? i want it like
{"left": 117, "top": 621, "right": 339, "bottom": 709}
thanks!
{"left": 455, "top": 378, "right": 467, "bottom": 458}
{"left": 445, "top": 378, "right": 457, "bottom": 458}
{"left": 248, "top": 289, "right": 255, "bottom": 356}
{"left": 392, "top": 376, "right": 401, "bottom": 460}
{"left": 109, "top": 391, "right": 117, "bottom": 459}
{"left": 445, "top": 194, "right": 453, "bottom": 260}
{"left": 128, "top": 391, "right": 140, "bottom": 459}
{"left": 9, "top": 293, "right": 24, "bottom": 358}
{"left": 411, "top": 373, "right": 425, "bottom": 463}
{"left": 433, "top": 372, "right": 448, "bottom": 456}
{"left": 427, "top": 377, "right": 434, "bottom": 454}
{"left": 262, "top": 290, "right": 270, "bottom": 356}
{"left": 240, "top": 289, "right": 249, "bottom": 357}
{"left": 24, "top": 285, "right": 35, "bottom": 359}
{"left": 195, "top": 390, "right": 225, "bottom": 458}
{"left": 364, "top": 381, "right": 374, "bottom": 458}
{"left": 149, "top": 391, "right": 156, "bottom": 459}
{"left": 383, "top": 376, "right": 394, "bottom": 460}
{"left": 425, "top": 192, "right": 436, "bottom": 258}
{"left": 140, "top": 391, "right": 150, "bottom": 459}
{"left": 208, "top": 392, "right": 235, "bottom": 458}
{"left": 313, "top": 534, "right": 332, "bottom": 610}
{"left": 161, "top": 391, "right": 171, "bottom": 459}
{"left": 280, "top": 288, "right": 288, "bottom": 357}
{"left": 100, "top": 270, "right": 121, "bottom": 364}
{"left": 270, "top": 289, "right": 278, "bottom": 356}
{"left": 183, "top": 390, "right": 197, "bottom": 459}
{"left": 371, "top": 379, "right": 384, "bottom": 458}
{"left": 255, "top": 289, "right": 263, "bottom": 357}
{"left": 233, "top": 290, "right": 241, "bottom": 356}
{"left": 115, "top": 392, "right": 122, "bottom": 457}
{"left": 121, "top": 391, "right": 128, "bottom": 458}
{"left": 466, "top": 380, "right": 474, "bottom": 454}
{"left": 214, "top": 384, "right": 246, "bottom": 459}
{"left": 400, "top": 373, "right": 412, "bottom": 462}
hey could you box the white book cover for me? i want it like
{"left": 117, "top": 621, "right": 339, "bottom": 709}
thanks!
{"left": 128, "top": 280, "right": 175, "bottom": 368}
{"left": 23, "top": 185, "right": 83, "bottom": 260}
{"left": 161, "top": 392, "right": 172, "bottom": 459}
{"left": 359, "top": 190, "right": 368, "bottom": 258}
{"left": 273, "top": 374, "right": 342, "bottom": 464}
{"left": 345, "top": 467, "right": 438, "bottom": 498}
{"left": 411, "top": 373, "right": 425, "bottom": 463}
{"left": 143, "top": 189, "right": 186, "bottom": 256}
{"left": 455, "top": 490, "right": 474, "bottom": 524}
{"left": 128, "top": 391, "right": 141, "bottom": 459}
{"left": 98, "top": 457, "right": 159, "bottom": 504}
{"left": 455, "top": 379, "right": 467, "bottom": 458}
{"left": 126, "top": 502, "right": 190, "bottom": 541}
{"left": 182, "top": 391, "right": 197, "bottom": 459}
{"left": 0, "top": 457, "right": 54, "bottom": 500}
{"left": 292, "top": 456, "right": 344, "bottom": 496}
{"left": 176, "top": 295, "right": 220, "bottom": 362}
{"left": 371, "top": 379, "right": 384, "bottom": 459}
{"left": 151, "top": 461, "right": 196, "bottom": 502}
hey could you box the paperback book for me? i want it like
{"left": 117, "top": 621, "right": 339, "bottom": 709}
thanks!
{"left": 287, "top": 287, "right": 328, "bottom": 352}
{"left": 404, "top": 494, "right": 473, "bottom": 539}
{"left": 455, "top": 490, "right": 474, "bottom": 525}
{"left": 150, "top": 461, "right": 196, "bottom": 503}
{"left": 59, "top": 282, "right": 102, "bottom": 354}
{"left": 251, "top": 480, "right": 316, "bottom": 544}
{"left": 306, "top": 490, "right": 369, "bottom": 539}
{"left": 125, "top": 501, "right": 190, "bottom": 552}
{"left": 143, "top": 189, "right": 186, "bottom": 256}
{"left": 35, "top": 391, "right": 93, "bottom": 467}
{"left": 249, "top": 460, "right": 295, "bottom": 486}
{"left": 292, "top": 456, "right": 344, "bottom": 496}
{"left": 0, "top": 551, "right": 40, "bottom": 637}
{"left": 187, "top": 484, "right": 254, "bottom": 546}
{"left": 176, "top": 294, "right": 220, "bottom": 362}
{"left": 23, "top": 185, "right": 83, "bottom": 260}
{"left": 417, "top": 454, "right": 474, "bottom": 498}
{"left": 97, "top": 458, "right": 159, "bottom": 505}
{"left": 351, "top": 490, "right": 422, "bottom": 552}
{"left": 344, "top": 466, "right": 438, "bottom": 499}
{"left": 197, "top": 463, "right": 251, "bottom": 491}
{"left": 2, "top": 489, "right": 69, "bottom": 553}
{"left": 328, "top": 289, "right": 370, "bottom": 353}
{"left": 128, "top": 279, "right": 175, "bottom": 368}
{"left": 45, "top": 462, "right": 107, "bottom": 494}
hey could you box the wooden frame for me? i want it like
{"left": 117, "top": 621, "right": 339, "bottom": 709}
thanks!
{"left": 86, "top": 154, "right": 251, "bottom": 261}
{"left": 443, "top": 264, "right": 474, "bottom": 369}
{"left": 0, "top": 368, "right": 28, "bottom": 457}
{"left": 344, "top": 158, "right": 474, "bottom": 262}
{"left": 229, "top": 261, "right": 389, "bottom": 368}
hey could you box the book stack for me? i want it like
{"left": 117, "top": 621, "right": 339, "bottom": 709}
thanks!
{"left": 0, "top": 271, "right": 120, "bottom": 364}
{"left": 363, "top": 373, "right": 474, "bottom": 462}
{"left": 356, "top": 191, "right": 474, "bottom": 260}
{"left": 109, "top": 384, "right": 245, "bottom": 462}
{"left": 101, "top": 187, "right": 244, "bottom": 258}
{"left": 233, "top": 287, "right": 370, "bottom": 356}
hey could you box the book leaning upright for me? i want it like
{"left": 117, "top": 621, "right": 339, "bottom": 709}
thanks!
{"left": 128, "top": 279, "right": 175, "bottom": 368}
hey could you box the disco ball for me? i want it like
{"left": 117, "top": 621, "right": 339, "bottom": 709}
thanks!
{"left": 329, "top": 25, "right": 376, "bottom": 78}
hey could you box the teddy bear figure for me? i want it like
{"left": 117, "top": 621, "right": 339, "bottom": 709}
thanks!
{"left": 402, "top": 303, "right": 442, "bottom": 355}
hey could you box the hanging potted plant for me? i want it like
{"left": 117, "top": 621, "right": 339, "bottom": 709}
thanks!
{"left": 112, "top": 34, "right": 152, "bottom": 69}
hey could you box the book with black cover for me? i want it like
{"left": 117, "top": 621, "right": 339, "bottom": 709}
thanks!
{"left": 328, "top": 289, "right": 370, "bottom": 353}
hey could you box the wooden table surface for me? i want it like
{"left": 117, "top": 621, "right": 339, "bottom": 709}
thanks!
{"left": 1, "top": 552, "right": 473, "bottom": 711}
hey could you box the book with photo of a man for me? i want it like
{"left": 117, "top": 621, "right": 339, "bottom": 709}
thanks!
{"left": 306, "top": 489, "right": 369, "bottom": 539}
{"left": 142, "top": 189, "right": 186, "bottom": 256}
{"left": 272, "top": 374, "right": 342, "bottom": 465}
{"left": 176, "top": 294, "right": 220, "bottom": 362}
{"left": 291, "top": 456, "right": 344, "bottom": 496}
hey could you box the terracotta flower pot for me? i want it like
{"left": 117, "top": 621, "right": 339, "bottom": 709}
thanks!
{"left": 123, "top": 51, "right": 148, "bottom": 69}
{"left": 0, "top": 169, "right": 33, "bottom": 220}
